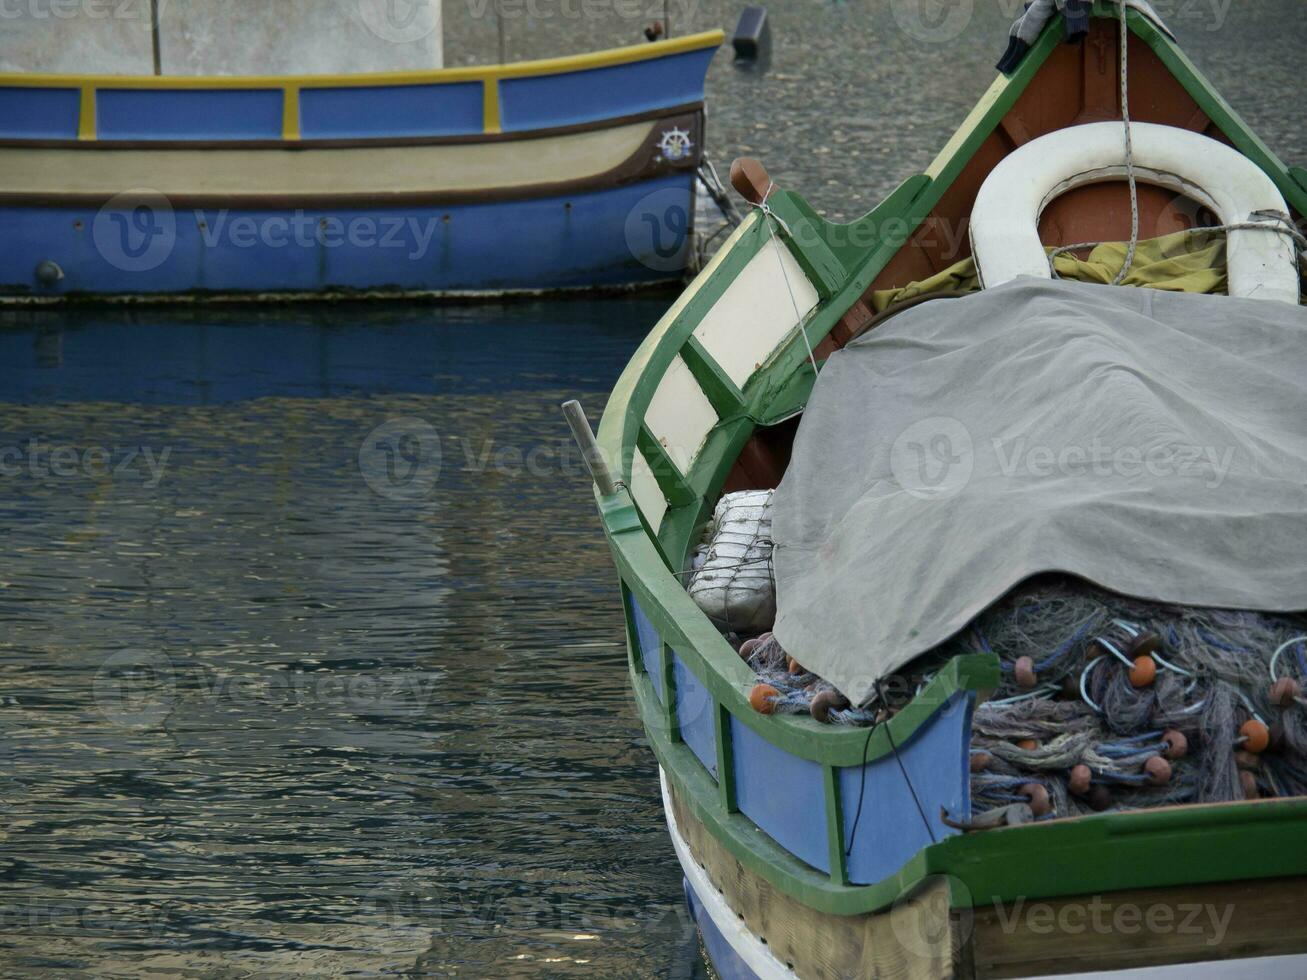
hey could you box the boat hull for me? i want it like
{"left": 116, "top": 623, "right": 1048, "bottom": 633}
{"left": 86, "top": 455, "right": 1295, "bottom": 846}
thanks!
{"left": 0, "top": 34, "right": 722, "bottom": 301}
{"left": 0, "top": 173, "right": 696, "bottom": 300}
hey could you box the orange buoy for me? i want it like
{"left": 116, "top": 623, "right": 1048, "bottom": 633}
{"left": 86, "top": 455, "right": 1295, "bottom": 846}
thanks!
{"left": 786, "top": 656, "right": 805, "bottom": 676}
{"left": 1144, "top": 756, "right": 1172, "bottom": 786}
{"left": 809, "top": 689, "right": 850, "bottom": 724}
{"left": 739, "top": 637, "right": 760, "bottom": 659}
{"left": 969, "top": 752, "right": 992, "bottom": 773}
{"left": 1069, "top": 764, "right": 1092, "bottom": 796}
{"left": 1234, "top": 750, "right": 1261, "bottom": 770}
{"left": 1240, "top": 770, "right": 1259, "bottom": 800}
{"left": 749, "top": 683, "right": 780, "bottom": 715}
{"left": 1088, "top": 785, "right": 1113, "bottom": 812}
{"left": 1016, "top": 738, "right": 1039, "bottom": 751}
{"left": 1161, "top": 730, "right": 1188, "bottom": 760}
{"left": 1240, "top": 719, "right": 1270, "bottom": 754}
{"left": 1128, "top": 655, "right": 1156, "bottom": 688}
{"left": 1020, "top": 782, "right": 1051, "bottom": 817}
{"left": 1270, "top": 677, "right": 1301, "bottom": 707}
{"left": 1014, "top": 656, "right": 1038, "bottom": 690}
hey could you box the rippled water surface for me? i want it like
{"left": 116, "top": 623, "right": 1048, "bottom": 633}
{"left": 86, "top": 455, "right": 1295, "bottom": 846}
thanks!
{"left": 3, "top": 2, "right": 1305, "bottom": 976}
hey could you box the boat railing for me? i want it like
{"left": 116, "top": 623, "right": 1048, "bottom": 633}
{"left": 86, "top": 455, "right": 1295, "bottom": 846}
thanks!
{"left": 0, "top": 31, "right": 723, "bottom": 143}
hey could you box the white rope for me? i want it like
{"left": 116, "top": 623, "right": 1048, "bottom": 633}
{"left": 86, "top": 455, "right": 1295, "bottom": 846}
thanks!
{"left": 750, "top": 183, "right": 819, "bottom": 375}
{"left": 1049, "top": 1, "right": 1307, "bottom": 282}
{"left": 1113, "top": 0, "right": 1139, "bottom": 286}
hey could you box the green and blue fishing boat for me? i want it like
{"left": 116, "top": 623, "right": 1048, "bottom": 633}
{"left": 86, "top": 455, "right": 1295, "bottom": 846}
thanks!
{"left": 569, "top": 2, "right": 1307, "bottom": 977}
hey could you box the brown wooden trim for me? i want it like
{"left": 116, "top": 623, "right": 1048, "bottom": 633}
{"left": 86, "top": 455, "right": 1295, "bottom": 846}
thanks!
{"left": 0, "top": 102, "right": 704, "bottom": 151}
{"left": 0, "top": 111, "right": 705, "bottom": 209}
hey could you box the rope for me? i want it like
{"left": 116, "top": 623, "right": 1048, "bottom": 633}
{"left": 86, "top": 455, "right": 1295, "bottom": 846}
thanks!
{"left": 1048, "top": 2, "right": 1306, "bottom": 283}
{"left": 750, "top": 183, "right": 820, "bottom": 375}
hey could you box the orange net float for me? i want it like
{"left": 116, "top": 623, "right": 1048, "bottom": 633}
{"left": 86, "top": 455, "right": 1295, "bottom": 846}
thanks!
{"left": 1019, "top": 782, "right": 1051, "bottom": 816}
{"left": 1270, "top": 676, "right": 1301, "bottom": 708}
{"left": 1088, "top": 785, "right": 1113, "bottom": 811}
{"left": 1144, "top": 756, "right": 1172, "bottom": 786}
{"left": 1240, "top": 770, "right": 1260, "bottom": 800}
{"left": 1013, "top": 655, "right": 1038, "bottom": 690}
{"left": 1161, "top": 729, "right": 1188, "bottom": 760}
{"left": 1128, "top": 655, "right": 1157, "bottom": 688}
{"left": 1016, "top": 738, "right": 1039, "bottom": 751}
{"left": 1069, "top": 763, "right": 1092, "bottom": 796}
{"left": 786, "top": 655, "right": 805, "bottom": 676}
{"left": 809, "top": 689, "right": 850, "bottom": 724}
{"left": 749, "top": 683, "right": 780, "bottom": 715}
{"left": 969, "top": 751, "right": 992, "bottom": 773}
{"left": 738, "top": 637, "right": 761, "bottom": 660}
{"left": 1240, "top": 718, "right": 1270, "bottom": 754}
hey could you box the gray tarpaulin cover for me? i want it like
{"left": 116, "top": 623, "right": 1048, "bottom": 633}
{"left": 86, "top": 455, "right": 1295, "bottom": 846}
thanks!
{"left": 771, "top": 278, "right": 1307, "bottom": 705}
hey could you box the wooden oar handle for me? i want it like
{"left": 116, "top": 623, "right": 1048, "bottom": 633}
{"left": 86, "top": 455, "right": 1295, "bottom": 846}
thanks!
{"left": 730, "top": 157, "right": 772, "bottom": 205}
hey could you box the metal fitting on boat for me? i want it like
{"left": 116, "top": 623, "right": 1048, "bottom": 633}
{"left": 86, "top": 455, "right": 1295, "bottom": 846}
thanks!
{"left": 35, "top": 259, "right": 63, "bottom": 286}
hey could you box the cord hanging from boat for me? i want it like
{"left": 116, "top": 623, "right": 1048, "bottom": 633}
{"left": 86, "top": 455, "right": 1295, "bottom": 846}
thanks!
{"left": 750, "top": 183, "right": 819, "bottom": 375}
{"left": 1047, "top": 2, "right": 1307, "bottom": 284}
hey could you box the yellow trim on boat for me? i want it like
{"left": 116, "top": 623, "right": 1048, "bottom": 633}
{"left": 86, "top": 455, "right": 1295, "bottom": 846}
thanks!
{"left": 924, "top": 72, "right": 1009, "bottom": 179}
{"left": 281, "top": 85, "right": 300, "bottom": 141}
{"left": 0, "top": 31, "right": 724, "bottom": 89}
{"left": 2, "top": 31, "right": 720, "bottom": 144}
{"left": 482, "top": 79, "right": 501, "bottom": 135}
{"left": 76, "top": 84, "right": 95, "bottom": 141}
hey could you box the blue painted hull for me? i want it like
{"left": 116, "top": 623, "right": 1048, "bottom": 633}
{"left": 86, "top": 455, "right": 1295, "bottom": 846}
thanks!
{"left": 682, "top": 877, "right": 759, "bottom": 980}
{"left": 0, "top": 174, "right": 696, "bottom": 299}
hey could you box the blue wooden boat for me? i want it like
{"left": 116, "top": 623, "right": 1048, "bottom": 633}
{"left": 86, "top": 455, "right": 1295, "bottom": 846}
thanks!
{"left": 570, "top": 4, "right": 1307, "bottom": 977}
{"left": 0, "top": 32, "right": 722, "bottom": 301}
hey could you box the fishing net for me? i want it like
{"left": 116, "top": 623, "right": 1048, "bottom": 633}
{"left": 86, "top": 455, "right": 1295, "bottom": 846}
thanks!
{"left": 714, "top": 567, "right": 1307, "bottom": 820}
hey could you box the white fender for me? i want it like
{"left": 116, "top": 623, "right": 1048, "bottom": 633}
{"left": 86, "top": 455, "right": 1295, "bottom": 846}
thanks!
{"left": 969, "top": 121, "right": 1300, "bottom": 305}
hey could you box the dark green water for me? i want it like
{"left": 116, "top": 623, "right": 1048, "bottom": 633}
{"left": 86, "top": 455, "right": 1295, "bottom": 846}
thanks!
{"left": 2, "top": 3, "right": 1305, "bottom": 976}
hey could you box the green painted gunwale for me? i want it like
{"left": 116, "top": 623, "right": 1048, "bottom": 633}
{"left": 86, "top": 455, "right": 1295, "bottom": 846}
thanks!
{"left": 590, "top": 5, "right": 1307, "bottom": 918}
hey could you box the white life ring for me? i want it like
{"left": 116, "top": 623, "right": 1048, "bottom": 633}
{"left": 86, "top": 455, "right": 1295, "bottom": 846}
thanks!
{"left": 969, "top": 121, "right": 1300, "bottom": 305}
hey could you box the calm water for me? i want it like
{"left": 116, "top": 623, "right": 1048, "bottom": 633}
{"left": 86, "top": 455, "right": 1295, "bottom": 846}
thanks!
{"left": 2, "top": 3, "right": 1304, "bottom": 976}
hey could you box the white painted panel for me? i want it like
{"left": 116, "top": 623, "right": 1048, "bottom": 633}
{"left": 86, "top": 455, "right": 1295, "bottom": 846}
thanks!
{"left": 645, "top": 354, "right": 717, "bottom": 473}
{"left": 692, "top": 235, "right": 820, "bottom": 388}
{"left": 628, "top": 447, "right": 667, "bottom": 530}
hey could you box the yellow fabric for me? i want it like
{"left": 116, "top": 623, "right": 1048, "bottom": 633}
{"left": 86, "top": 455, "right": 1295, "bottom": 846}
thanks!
{"left": 870, "top": 229, "right": 1228, "bottom": 312}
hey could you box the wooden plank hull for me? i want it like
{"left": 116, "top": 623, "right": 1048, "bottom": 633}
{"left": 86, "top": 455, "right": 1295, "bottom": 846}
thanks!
{"left": 0, "top": 34, "right": 722, "bottom": 300}
{"left": 578, "top": 6, "right": 1307, "bottom": 979}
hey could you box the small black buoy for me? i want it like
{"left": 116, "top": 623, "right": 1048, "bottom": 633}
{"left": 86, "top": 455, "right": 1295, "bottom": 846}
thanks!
{"left": 731, "top": 6, "right": 769, "bottom": 61}
{"left": 35, "top": 259, "right": 64, "bottom": 288}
